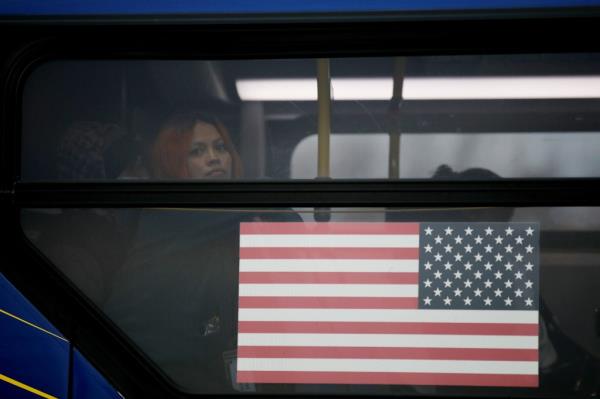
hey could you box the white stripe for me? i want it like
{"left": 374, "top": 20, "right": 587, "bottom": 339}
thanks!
{"left": 238, "top": 333, "right": 537, "bottom": 349}
{"left": 237, "top": 76, "right": 600, "bottom": 101}
{"left": 239, "top": 309, "right": 538, "bottom": 324}
{"left": 239, "top": 284, "right": 418, "bottom": 298}
{"left": 237, "top": 358, "right": 538, "bottom": 375}
{"left": 403, "top": 76, "right": 600, "bottom": 100}
{"left": 240, "top": 234, "right": 419, "bottom": 248}
{"left": 239, "top": 259, "right": 419, "bottom": 273}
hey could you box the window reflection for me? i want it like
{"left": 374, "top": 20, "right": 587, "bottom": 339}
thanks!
{"left": 21, "top": 55, "right": 600, "bottom": 182}
{"left": 21, "top": 207, "right": 600, "bottom": 395}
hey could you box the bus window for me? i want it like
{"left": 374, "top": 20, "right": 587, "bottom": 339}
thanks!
{"left": 20, "top": 206, "right": 600, "bottom": 395}
{"left": 21, "top": 54, "right": 600, "bottom": 182}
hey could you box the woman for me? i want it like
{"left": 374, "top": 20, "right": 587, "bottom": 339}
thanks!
{"left": 150, "top": 111, "right": 243, "bottom": 180}
{"left": 104, "top": 111, "right": 299, "bottom": 393}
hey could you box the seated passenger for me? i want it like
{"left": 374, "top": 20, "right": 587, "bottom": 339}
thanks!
{"left": 103, "top": 110, "right": 297, "bottom": 393}
{"left": 393, "top": 165, "right": 600, "bottom": 397}
{"left": 149, "top": 110, "right": 242, "bottom": 180}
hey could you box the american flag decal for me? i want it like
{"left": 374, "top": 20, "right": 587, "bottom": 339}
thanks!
{"left": 236, "top": 222, "right": 539, "bottom": 387}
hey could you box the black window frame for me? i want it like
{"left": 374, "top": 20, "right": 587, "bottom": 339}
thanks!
{"left": 2, "top": 13, "right": 600, "bottom": 398}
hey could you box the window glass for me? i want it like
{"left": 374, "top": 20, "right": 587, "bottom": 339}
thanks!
{"left": 21, "top": 206, "right": 600, "bottom": 395}
{"left": 21, "top": 54, "right": 600, "bottom": 181}
{"left": 292, "top": 132, "right": 600, "bottom": 179}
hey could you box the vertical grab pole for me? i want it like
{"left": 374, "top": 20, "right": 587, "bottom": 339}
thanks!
{"left": 315, "top": 59, "right": 332, "bottom": 222}
{"left": 317, "top": 58, "right": 331, "bottom": 178}
{"left": 389, "top": 57, "right": 405, "bottom": 179}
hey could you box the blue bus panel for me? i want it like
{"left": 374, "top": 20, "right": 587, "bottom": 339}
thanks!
{"left": 0, "top": 274, "right": 69, "bottom": 399}
{"left": 72, "top": 349, "right": 123, "bottom": 399}
{"left": 1, "top": 0, "right": 600, "bottom": 16}
{"left": 0, "top": 273, "right": 122, "bottom": 399}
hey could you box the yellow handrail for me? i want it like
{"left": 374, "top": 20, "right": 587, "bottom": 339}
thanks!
{"left": 317, "top": 58, "right": 331, "bottom": 178}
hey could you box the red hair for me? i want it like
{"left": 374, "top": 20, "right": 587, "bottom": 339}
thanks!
{"left": 150, "top": 112, "right": 243, "bottom": 179}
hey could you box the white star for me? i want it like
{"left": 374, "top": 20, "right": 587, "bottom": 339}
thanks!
{"left": 444, "top": 244, "right": 453, "bottom": 253}
{"left": 444, "top": 262, "right": 453, "bottom": 270}
{"left": 464, "top": 279, "right": 473, "bottom": 288}
{"left": 515, "top": 288, "right": 524, "bottom": 297}
{"left": 485, "top": 226, "right": 494, "bottom": 236}
{"left": 454, "top": 253, "right": 463, "bottom": 262}
{"left": 495, "top": 235, "right": 504, "bottom": 244}
{"left": 424, "top": 261, "right": 433, "bottom": 270}
{"left": 464, "top": 244, "right": 473, "bottom": 253}
{"left": 525, "top": 262, "right": 534, "bottom": 271}
{"left": 505, "top": 227, "right": 514, "bottom": 236}
{"left": 504, "top": 297, "right": 513, "bottom": 306}
{"left": 525, "top": 280, "right": 534, "bottom": 289}
{"left": 464, "top": 297, "right": 472, "bottom": 306}
{"left": 525, "top": 298, "right": 534, "bottom": 306}
{"left": 443, "top": 279, "right": 452, "bottom": 288}
{"left": 465, "top": 226, "right": 473, "bottom": 236}
{"left": 515, "top": 236, "right": 524, "bottom": 244}
{"left": 454, "top": 235, "right": 463, "bottom": 244}
{"left": 484, "top": 297, "right": 493, "bottom": 306}
{"left": 504, "top": 280, "right": 513, "bottom": 288}
{"left": 474, "top": 271, "right": 483, "bottom": 279}
{"left": 474, "top": 253, "right": 483, "bottom": 262}
{"left": 515, "top": 271, "right": 523, "bottom": 280}
{"left": 474, "top": 288, "right": 483, "bottom": 297}
{"left": 494, "top": 288, "right": 503, "bottom": 297}
{"left": 444, "top": 226, "right": 453, "bottom": 235}
{"left": 515, "top": 253, "right": 524, "bottom": 262}
{"left": 434, "top": 253, "right": 443, "bottom": 262}
{"left": 423, "top": 296, "right": 432, "bottom": 305}
{"left": 484, "top": 262, "right": 493, "bottom": 271}
{"left": 504, "top": 262, "right": 513, "bottom": 271}
{"left": 525, "top": 245, "right": 534, "bottom": 254}
{"left": 526, "top": 226, "right": 535, "bottom": 236}
{"left": 494, "top": 271, "right": 503, "bottom": 279}
{"left": 463, "top": 262, "right": 473, "bottom": 271}
{"left": 495, "top": 253, "right": 503, "bottom": 262}
{"left": 484, "top": 244, "right": 493, "bottom": 253}
{"left": 424, "top": 279, "right": 433, "bottom": 288}
{"left": 425, "top": 226, "right": 433, "bottom": 235}
{"left": 434, "top": 235, "right": 443, "bottom": 244}
{"left": 434, "top": 270, "right": 442, "bottom": 279}
{"left": 424, "top": 244, "right": 433, "bottom": 253}
{"left": 504, "top": 244, "right": 513, "bottom": 253}
{"left": 474, "top": 235, "right": 483, "bottom": 244}
{"left": 454, "top": 270, "right": 463, "bottom": 279}
{"left": 443, "top": 296, "right": 452, "bottom": 306}
{"left": 484, "top": 279, "right": 493, "bottom": 288}
{"left": 453, "top": 288, "right": 463, "bottom": 297}
{"left": 433, "top": 288, "right": 442, "bottom": 296}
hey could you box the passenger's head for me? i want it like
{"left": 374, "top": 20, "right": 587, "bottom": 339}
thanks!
{"left": 431, "top": 164, "right": 502, "bottom": 181}
{"left": 150, "top": 111, "right": 242, "bottom": 179}
{"left": 389, "top": 164, "right": 513, "bottom": 222}
{"left": 431, "top": 164, "right": 514, "bottom": 222}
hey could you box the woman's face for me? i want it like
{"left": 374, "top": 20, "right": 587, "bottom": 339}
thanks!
{"left": 187, "top": 122, "right": 232, "bottom": 179}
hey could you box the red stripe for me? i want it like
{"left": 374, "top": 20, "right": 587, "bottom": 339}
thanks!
{"left": 237, "top": 346, "right": 539, "bottom": 361}
{"left": 239, "top": 297, "right": 418, "bottom": 309}
{"left": 239, "top": 272, "right": 419, "bottom": 284}
{"left": 239, "top": 247, "right": 419, "bottom": 259}
{"left": 236, "top": 371, "right": 538, "bottom": 387}
{"left": 240, "top": 222, "right": 420, "bottom": 235}
{"left": 238, "top": 321, "right": 538, "bottom": 336}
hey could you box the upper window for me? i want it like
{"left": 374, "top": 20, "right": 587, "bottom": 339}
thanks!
{"left": 21, "top": 54, "right": 600, "bottom": 182}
